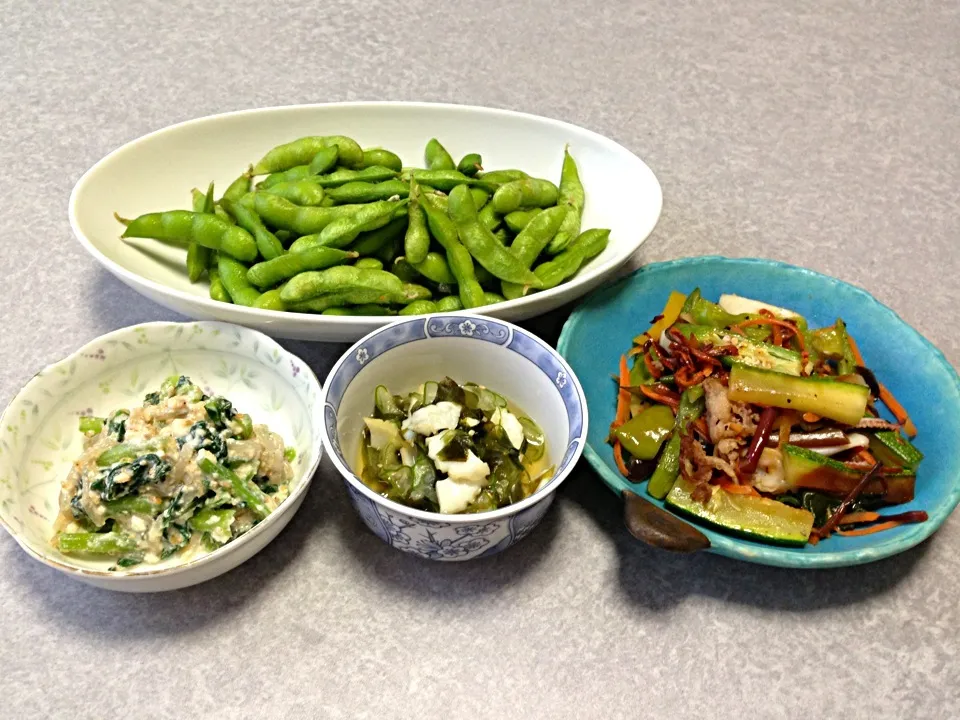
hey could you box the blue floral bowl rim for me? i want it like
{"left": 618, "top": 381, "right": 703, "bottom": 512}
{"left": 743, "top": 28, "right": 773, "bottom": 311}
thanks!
{"left": 319, "top": 313, "right": 589, "bottom": 523}
{"left": 557, "top": 255, "right": 960, "bottom": 569}
{"left": 0, "top": 320, "right": 325, "bottom": 579}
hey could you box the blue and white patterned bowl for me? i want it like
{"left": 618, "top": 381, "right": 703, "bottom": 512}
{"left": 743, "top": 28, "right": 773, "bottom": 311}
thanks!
{"left": 320, "top": 314, "right": 588, "bottom": 561}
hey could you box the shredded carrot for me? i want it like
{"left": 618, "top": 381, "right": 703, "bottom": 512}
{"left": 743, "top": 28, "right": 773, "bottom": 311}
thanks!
{"left": 837, "top": 521, "right": 902, "bottom": 537}
{"left": 638, "top": 385, "right": 681, "bottom": 409}
{"left": 613, "top": 441, "right": 630, "bottom": 477}
{"left": 847, "top": 334, "right": 917, "bottom": 437}
{"left": 838, "top": 511, "right": 881, "bottom": 526}
{"left": 731, "top": 317, "right": 806, "bottom": 352}
{"left": 720, "top": 483, "right": 761, "bottom": 497}
{"left": 613, "top": 355, "right": 630, "bottom": 429}
{"left": 855, "top": 448, "right": 878, "bottom": 465}
{"left": 771, "top": 323, "right": 782, "bottom": 346}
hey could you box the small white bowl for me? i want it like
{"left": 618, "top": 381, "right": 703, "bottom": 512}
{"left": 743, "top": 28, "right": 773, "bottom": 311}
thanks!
{"left": 69, "top": 102, "right": 662, "bottom": 341}
{"left": 319, "top": 314, "right": 588, "bottom": 561}
{"left": 0, "top": 321, "right": 323, "bottom": 592}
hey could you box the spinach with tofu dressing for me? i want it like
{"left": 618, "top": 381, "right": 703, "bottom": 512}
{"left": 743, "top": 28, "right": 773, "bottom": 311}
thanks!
{"left": 53, "top": 375, "right": 296, "bottom": 568}
{"left": 359, "top": 377, "right": 552, "bottom": 514}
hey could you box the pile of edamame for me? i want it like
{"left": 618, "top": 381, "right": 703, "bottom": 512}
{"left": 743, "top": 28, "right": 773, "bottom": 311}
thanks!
{"left": 117, "top": 135, "right": 611, "bottom": 316}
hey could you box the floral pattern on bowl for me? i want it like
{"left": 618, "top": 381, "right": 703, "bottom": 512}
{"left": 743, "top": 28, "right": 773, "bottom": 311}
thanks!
{"left": 320, "top": 314, "right": 588, "bottom": 562}
{"left": 0, "top": 321, "right": 324, "bottom": 591}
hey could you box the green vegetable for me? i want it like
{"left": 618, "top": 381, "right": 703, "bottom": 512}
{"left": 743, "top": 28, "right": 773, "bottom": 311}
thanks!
{"left": 533, "top": 228, "right": 609, "bottom": 290}
{"left": 246, "top": 247, "right": 357, "bottom": 288}
{"left": 810, "top": 319, "right": 857, "bottom": 375}
{"left": 78, "top": 416, "right": 104, "bottom": 435}
{"left": 501, "top": 205, "right": 567, "bottom": 299}
{"left": 869, "top": 431, "right": 924, "bottom": 471}
{"left": 648, "top": 386, "right": 705, "bottom": 499}
{"left": 673, "top": 323, "right": 803, "bottom": 375}
{"left": 281, "top": 266, "right": 406, "bottom": 303}
{"left": 208, "top": 267, "right": 231, "bottom": 303}
{"left": 57, "top": 532, "right": 139, "bottom": 556}
{"left": 326, "top": 179, "right": 410, "bottom": 204}
{"left": 546, "top": 146, "right": 584, "bottom": 254}
{"left": 252, "top": 193, "right": 364, "bottom": 235}
{"left": 665, "top": 476, "right": 815, "bottom": 547}
{"left": 121, "top": 210, "right": 258, "bottom": 262}
{"left": 93, "top": 454, "right": 172, "bottom": 500}
{"left": 680, "top": 288, "right": 748, "bottom": 329}
{"left": 178, "top": 421, "right": 227, "bottom": 462}
{"left": 187, "top": 182, "right": 216, "bottom": 281}
{"left": 614, "top": 405, "right": 676, "bottom": 460}
{"left": 457, "top": 153, "right": 483, "bottom": 177}
{"left": 424, "top": 138, "right": 456, "bottom": 171}
{"left": 261, "top": 179, "right": 327, "bottom": 206}
{"left": 218, "top": 255, "right": 262, "bottom": 306}
{"left": 197, "top": 456, "right": 271, "bottom": 519}
{"left": 420, "top": 191, "right": 485, "bottom": 309}
{"left": 319, "top": 199, "right": 409, "bottom": 248}
{"left": 727, "top": 364, "right": 870, "bottom": 426}
{"left": 404, "top": 180, "right": 431, "bottom": 264}
{"left": 252, "top": 135, "right": 363, "bottom": 173}
{"left": 491, "top": 177, "right": 560, "bottom": 213}
{"left": 503, "top": 208, "right": 542, "bottom": 234}
{"left": 361, "top": 147, "right": 403, "bottom": 172}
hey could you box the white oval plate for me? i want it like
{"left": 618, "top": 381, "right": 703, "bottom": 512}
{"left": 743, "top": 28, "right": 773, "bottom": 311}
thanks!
{"left": 0, "top": 321, "right": 323, "bottom": 592}
{"left": 70, "top": 102, "right": 662, "bottom": 341}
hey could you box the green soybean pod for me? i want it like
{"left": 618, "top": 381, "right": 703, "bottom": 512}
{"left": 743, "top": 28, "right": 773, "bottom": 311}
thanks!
{"left": 253, "top": 135, "right": 363, "bottom": 174}
{"left": 253, "top": 193, "right": 364, "bottom": 235}
{"left": 399, "top": 300, "right": 439, "bottom": 316}
{"left": 504, "top": 208, "right": 543, "bottom": 234}
{"left": 473, "top": 263, "right": 497, "bottom": 289}
{"left": 492, "top": 228, "right": 510, "bottom": 245}
{"left": 491, "top": 178, "right": 560, "bottom": 214}
{"left": 447, "top": 185, "right": 543, "bottom": 288}
{"left": 214, "top": 204, "right": 235, "bottom": 225}
{"left": 354, "top": 257, "right": 384, "bottom": 270}
{"left": 252, "top": 287, "right": 287, "bottom": 311}
{"left": 319, "top": 199, "right": 409, "bottom": 248}
{"left": 258, "top": 165, "right": 315, "bottom": 189}
{"left": 547, "top": 145, "right": 586, "bottom": 254}
{"left": 419, "top": 192, "right": 485, "bottom": 309}
{"left": 121, "top": 211, "right": 258, "bottom": 263}
{"left": 469, "top": 187, "right": 491, "bottom": 210}
{"left": 361, "top": 148, "right": 403, "bottom": 172}
{"left": 308, "top": 145, "right": 340, "bottom": 175}
{"left": 262, "top": 180, "right": 326, "bottom": 206}
{"left": 221, "top": 198, "right": 285, "bottom": 261}
{"left": 288, "top": 290, "right": 387, "bottom": 313}
{"left": 457, "top": 153, "right": 483, "bottom": 177}
{"left": 478, "top": 202, "right": 501, "bottom": 232}
{"left": 326, "top": 179, "right": 410, "bottom": 204}
{"left": 208, "top": 268, "right": 231, "bottom": 303}
{"left": 280, "top": 266, "right": 406, "bottom": 303}
{"left": 476, "top": 169, "right": 528, "bottom": 184}
{"left": 375, "top": 235, "right": 402, "bottom": 265}
{"left": 323, "top": 305, "right": 397, "bottom": 316}
{"left": 350, "top": 216, "right": 409, "bottom": 256}
{"left": 407, "top": 169, "right": 485, "bottom": 192}
{"left": 412, "top": 251, "right": 457, "bottom": 285}
{"left": 533, "top": 228, "right": 610, "bottom": 290}
{"left": 404, "top": 181, "right": 430, "bottom": 265}
{"left": 288, "top": 234, "right": 324, "bottom": 253}
{"left": 483, "top": 292, "right": 505, "bottom": 305}
{"left": 313, "top": 166, "right": 399, "bottom": 188}
{"left": 218, "top": 255, "right": 262, "bottom": 306}
{"left": 424, "top": 138, "right": 456, "bottom": 171}
{"left": 390, "top": 258, "right": 419, "bottom": 283}
{"left": 435, "top": 296, "right": 463, "bottom": 312}
{"left": 222, "top": 170, "right": 253, "bottom": 203}
{"left": 501, "top": 205, "right": 568, "bottom": 299}
{"left": 187, "top": 183, "right": 215, "bottom": 282}
{"left": 247, "top": 247, "right": 357, "bottom": 288}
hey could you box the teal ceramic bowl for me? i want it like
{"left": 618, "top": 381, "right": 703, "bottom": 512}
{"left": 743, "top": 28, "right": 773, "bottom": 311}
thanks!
{"left": 558, "top": 256, "right": 960, "bottom": 568}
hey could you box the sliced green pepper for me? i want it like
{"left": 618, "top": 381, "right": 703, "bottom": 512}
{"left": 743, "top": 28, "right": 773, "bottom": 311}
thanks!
{"left": 681, "top": 288, "right": 748, "bottom": 329}
{"left": 647, "top": 386, "right": 705, "bottom": 499}
{"left": 614, "top": 405, "right": 675, "bottom": 460}
{"left": 810, "top": 319, "right": 857, "bottom": 375}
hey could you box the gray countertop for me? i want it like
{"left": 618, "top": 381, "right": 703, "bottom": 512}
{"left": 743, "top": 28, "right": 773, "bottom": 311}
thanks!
{"left": 2, "top": 1, "right": 958, "bottom": 718}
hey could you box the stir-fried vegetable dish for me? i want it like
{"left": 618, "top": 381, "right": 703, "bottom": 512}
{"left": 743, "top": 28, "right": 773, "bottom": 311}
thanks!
{"left": 359, "top": 377, "right": 552, "bottom": 514}
{"left": 611, "top": 290, "right": 927, "bottom": 546}
{"left": 53, "top": 375, "right": 295, "bottom": 568}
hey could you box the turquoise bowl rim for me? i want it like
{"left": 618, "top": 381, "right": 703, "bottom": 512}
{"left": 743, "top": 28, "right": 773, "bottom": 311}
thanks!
{"left": 557, "top": 255, "right": 960, "bottom": 568}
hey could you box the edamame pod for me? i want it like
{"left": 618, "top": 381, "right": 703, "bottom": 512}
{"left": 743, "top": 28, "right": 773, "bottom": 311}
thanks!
{"left": 504, "top": 208, "right": 543, "bottom": 234}
{"left": 399, "top": 300, "right": 439, "bottom": 316}
{"left": 261, "top": 179, "right": 327, "bottom": 206}
{"left": 247, "top": 247, "right": 357, "bottom": 288}
{"left": 308, "top": 145, "right": 340, "bottom": 175}
{"left": 280, "top": 266, "right": 406, "bottom": 303}
{"left": 253, "top": 135, "right": 363, "bottom": 174}
{"left": 546, "top": 146, "right": 585, "bottom": 254}
{"left": 478, "top": 202, "right": 501, "bottom": 232}
{"left": 476, "top": 169, "right": 528, "bottom": 184}
{"left": 447, "top": 185, "right": 543, "bottom": 288}
{"left": 491, "top": 177, "right": 560, "bottom": 214}
{"left": 412, "top": 251, "right": 457, "bottom": 285}
{"left": 390, "top": 258, "right": 419, "bottom": 283}
{"left": 419, "top": 192, "right": 485, "bottom": 309}
{"left": 222, "top": 170, "right": 252, "bottom": 204}
{"left": 327, "top": 179, "right": 409, "bottom": 204}
{"left": 252, "top": 193, "right": 364, "bottom": 235}
{"left": 187, "top": 183, "right": 215, "bottom": 282}
{"left": 361, "top": 148, "right": 403, "bottom": 172}
{"left": 404, "top": 181, "right": 430, "bottom": 264}
{"left": 288, "top": 234, "right": 324, "bottom": 253}
{"left": 208, "top": 267, "right": 232, "bottom": 303}
{"left": 121, "top": 211, "right": 258, "bottom": 262}
{"left": 218, "top": 255, "right": 262, "bottom": 306}
{"left": 501, "top": 205, "right": 568, "bottom": 299}
{"left": 312, "top": 166, "right": 398, "bottom": 188}
{"left": 354, "top": 257, "right": 384, "bottom": 270}
{"left": 435, "top": 296, "right": 463, "bottom": 312}
{"left": 221, "top": 198, "right": 284, "bottom": 261}
{"left": 319, "top": 199, "right": 409, "bottom": 248}
{"left": 424, "top": 138, "right": 456, "bottom": 171}
{"left": 457, "top": 153, "right": 483, "bottom": 177}
{"left": 349, "top": 216, "right": 408, "bottom": 256}
{"left": 533, "top": 228, "right": 610, "bottom": 290}
{"left": 323, "top": 305, "right": 396, "bottom": 316}
{"left": 407, "top": 169, "right": 496, "bottom": 193}
{"left": 252, "top": 287, "right": 287, "bottom": 311}
{"left": 286, "top": 282, "right": 429, "bottom": 311}
{"left": 483, "top": 292, "right": 505, "bottom": 305}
